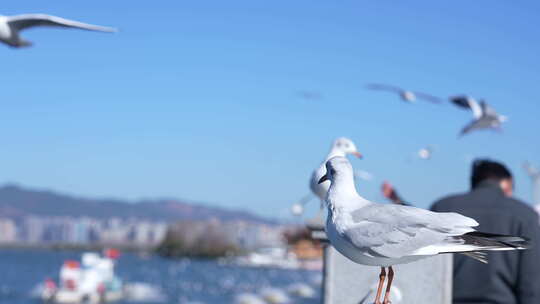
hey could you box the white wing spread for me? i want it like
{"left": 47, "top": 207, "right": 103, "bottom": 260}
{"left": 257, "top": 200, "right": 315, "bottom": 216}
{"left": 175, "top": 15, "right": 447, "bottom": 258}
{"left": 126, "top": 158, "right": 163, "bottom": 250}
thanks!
{"left": 468, "top": 98, "right": 483, "bottom": 119}
{"left": 344, "top": 204, "right": 478, "bottom": 258}
{"left": 365, "top": 83, "right": 403, "bottom": 93}
{"left": 7, "top": 14, "right": 116, "bottom": 32}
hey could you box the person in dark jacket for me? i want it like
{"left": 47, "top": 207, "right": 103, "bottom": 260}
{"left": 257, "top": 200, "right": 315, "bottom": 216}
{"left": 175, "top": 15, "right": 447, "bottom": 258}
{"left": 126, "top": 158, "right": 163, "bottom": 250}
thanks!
{"left": 431, "top": 159, "right": 540, "bottom": 304}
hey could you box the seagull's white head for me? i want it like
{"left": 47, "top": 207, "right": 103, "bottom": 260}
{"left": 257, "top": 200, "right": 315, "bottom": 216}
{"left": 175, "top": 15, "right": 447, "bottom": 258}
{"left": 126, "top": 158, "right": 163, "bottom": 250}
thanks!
{"left": 318, "top": 156, "right": 355, "bottom": 185}
{"left": 331, "top": 137, "right": 362, "bottom": 158}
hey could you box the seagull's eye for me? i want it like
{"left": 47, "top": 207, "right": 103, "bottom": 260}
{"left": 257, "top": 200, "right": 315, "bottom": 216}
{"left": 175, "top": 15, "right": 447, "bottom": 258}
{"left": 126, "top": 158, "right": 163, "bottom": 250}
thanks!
{"left": 330, "top": 169, "right": 336, "bottom": 176}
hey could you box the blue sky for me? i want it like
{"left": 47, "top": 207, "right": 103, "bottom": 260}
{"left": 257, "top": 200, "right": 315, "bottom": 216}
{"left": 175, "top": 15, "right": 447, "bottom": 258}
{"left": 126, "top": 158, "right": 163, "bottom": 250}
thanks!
{"left": 1, "top": 1, "right": 539, "bottom": 219}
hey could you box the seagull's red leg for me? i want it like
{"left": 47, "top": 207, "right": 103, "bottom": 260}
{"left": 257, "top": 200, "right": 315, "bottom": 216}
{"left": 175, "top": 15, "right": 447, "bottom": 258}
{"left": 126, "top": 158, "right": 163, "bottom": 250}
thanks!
{"left": 374, "top": 267, "right": 386, "bottom": 304}
{"left": 382, "top": 266, "right": 394, "bottom": 304}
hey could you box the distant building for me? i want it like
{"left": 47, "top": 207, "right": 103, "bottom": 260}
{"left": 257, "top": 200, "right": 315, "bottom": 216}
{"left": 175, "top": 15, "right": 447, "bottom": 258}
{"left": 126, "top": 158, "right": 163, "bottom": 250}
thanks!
{"left": 0, "top": 214, "right": 282, "bottom": 250}
{"left": 0, "top": 215, "right": 168, "bottom": 247}
{"left": 21, "top": 216, "right": 46, "bottom": 243}
{"left": 0, "top": 218, "right": 17, "bottom": 243}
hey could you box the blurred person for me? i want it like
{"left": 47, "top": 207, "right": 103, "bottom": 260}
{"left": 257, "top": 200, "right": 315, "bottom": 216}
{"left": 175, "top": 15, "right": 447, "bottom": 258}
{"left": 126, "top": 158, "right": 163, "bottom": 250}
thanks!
{"left": 431, "top": 159, "right": 540, "bottom": 304}
{"left": 381, "top": 181, "right": 410, "bottom": 206}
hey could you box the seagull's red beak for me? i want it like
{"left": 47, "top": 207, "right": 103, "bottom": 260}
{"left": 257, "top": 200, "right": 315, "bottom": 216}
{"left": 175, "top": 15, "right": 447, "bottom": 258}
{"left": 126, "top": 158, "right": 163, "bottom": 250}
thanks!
{"left": 353, "top": 152, "right": 363, "bottom": 159}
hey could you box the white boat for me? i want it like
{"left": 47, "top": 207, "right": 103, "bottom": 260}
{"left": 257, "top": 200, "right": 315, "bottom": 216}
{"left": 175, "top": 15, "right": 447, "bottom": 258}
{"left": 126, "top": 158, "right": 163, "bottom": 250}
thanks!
{"left": 41, "top": 249, "right": 123, "bottom": 304}
{"left": 235, "top": 247, "right": 301, "bottom": 269}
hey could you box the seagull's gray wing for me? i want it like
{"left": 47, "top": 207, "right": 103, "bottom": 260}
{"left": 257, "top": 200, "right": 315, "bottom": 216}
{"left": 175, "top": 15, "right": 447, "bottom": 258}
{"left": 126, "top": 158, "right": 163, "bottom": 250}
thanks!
{"left": 479, "top": 100, "right": 498, "bottom": 117}
{"left": 343, "top": 204, "right": 477, "bottom": 258}
{"left": 412, "top": 91, "right": 443, "bottom": 103}
{"left": 459, "top": 116, "right": 499, "bottom": 136}
{"left": 365, "top": 83, "right": 403, "bottom": 93}
{"left": 7, "top": 14, "right": 116, "bottom": 32}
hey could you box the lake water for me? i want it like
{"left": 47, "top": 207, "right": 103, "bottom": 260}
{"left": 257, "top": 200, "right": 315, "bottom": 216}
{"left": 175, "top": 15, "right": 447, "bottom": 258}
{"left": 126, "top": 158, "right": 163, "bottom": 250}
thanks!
{"left": 0, "top": 249, "right": 322, "bottom": 304}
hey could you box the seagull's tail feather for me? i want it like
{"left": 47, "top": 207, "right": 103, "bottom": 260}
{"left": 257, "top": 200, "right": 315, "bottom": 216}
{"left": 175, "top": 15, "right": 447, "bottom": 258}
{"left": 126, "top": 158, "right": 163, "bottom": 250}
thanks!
{"left": 439, "top": 231, "right": 530, "bottom": 263}
{"left": 462, "top": 231, "right": 531, "bottom": 250}
{"left": 460, "top": 251, "right": 488, "bottom": 264}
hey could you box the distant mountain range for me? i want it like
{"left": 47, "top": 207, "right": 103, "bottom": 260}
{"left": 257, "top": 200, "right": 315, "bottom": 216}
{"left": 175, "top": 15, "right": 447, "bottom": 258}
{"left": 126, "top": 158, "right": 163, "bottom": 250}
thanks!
{"left": 0, "top": 184, "right": 275, "bottom": 224}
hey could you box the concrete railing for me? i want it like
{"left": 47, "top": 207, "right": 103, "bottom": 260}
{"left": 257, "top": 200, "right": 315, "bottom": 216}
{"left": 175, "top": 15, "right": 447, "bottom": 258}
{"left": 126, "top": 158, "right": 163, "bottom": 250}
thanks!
{"left": 309, "top": 219, "right": 453, "bottom": 304}
{"left": 323, "top": 246, "right": 453, "bottom": 304}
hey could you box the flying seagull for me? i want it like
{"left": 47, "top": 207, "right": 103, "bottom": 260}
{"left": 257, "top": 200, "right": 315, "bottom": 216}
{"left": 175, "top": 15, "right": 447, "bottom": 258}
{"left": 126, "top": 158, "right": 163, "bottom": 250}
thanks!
{"left": 366, "top": 83, "right": 442, "bottom": 104}
{"left": 449, "top": 95, "right": 507, "bottom": 136}
{"left": 417, "top": 145, "right": 434, "bottom": 160}
{"left": 310, "top": 137, "right": 362, "bottom": 208}
{"left": 290, "top": 193, "right": 314, "bottom": 216}
{"left": 319, "top": 156, "right": 529, "bottom": 304}
{"left": 0, "top": 14, "right": 116, "bottom": 48}
{"left": 296, "top": 90, "right": 323, "bottom": 101}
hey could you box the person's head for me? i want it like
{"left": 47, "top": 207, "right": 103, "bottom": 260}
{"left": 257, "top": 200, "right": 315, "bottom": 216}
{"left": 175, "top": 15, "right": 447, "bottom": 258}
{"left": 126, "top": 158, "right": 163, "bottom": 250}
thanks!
{"left": 471, "top": 159, "right": 513, "bottom": 196}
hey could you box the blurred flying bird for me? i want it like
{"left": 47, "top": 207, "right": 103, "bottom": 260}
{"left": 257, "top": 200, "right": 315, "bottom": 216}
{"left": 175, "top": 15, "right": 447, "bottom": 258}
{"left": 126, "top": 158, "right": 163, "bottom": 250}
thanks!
{"left": 523, "top": 161, "right": 540, "bottom": 206}
{"left": 310, "top": 137, "right": 362, "bottom": 208}
{"left": 0, "top": 14, "right": 116, "bottom": 48}
{"left": 290, "top": 203, "right": 304, "bottom": 217}
{"left": 297, "top": 90, "right": 323, "bottom": 101}
{"left": 366, "top": 83, "right": 442, "bottom": 104}
{"left": 290, "top": 193, "right": 314, "bottom": 216}
{"left": 524, "top": 161, "right": 540, "bottom": 178}
{"left": 450, "top": 95, "right": 507, "bottom": 136}
{"left": 355, "top": 170, "right": 374, "bottom": 181}
{"left": 417, "top": 146, "right": 434, "bottom": 160}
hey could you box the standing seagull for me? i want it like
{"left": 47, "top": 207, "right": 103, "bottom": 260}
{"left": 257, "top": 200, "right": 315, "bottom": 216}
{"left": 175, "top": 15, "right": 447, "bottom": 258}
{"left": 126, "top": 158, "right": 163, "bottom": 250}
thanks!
{"left": 319, "top": 156, "right": 529, "bottom": 304}
{"left": 366, "top": 83, "right": 442, "bottom": 104}
{"left": 450, "top": 95, "right": 508, "bottom": 136}
{"left": 0, "top": 14, "right": 116, "bottom": 48}
{"left": 310, "top": 137, "right": 362, "bottom": 207}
